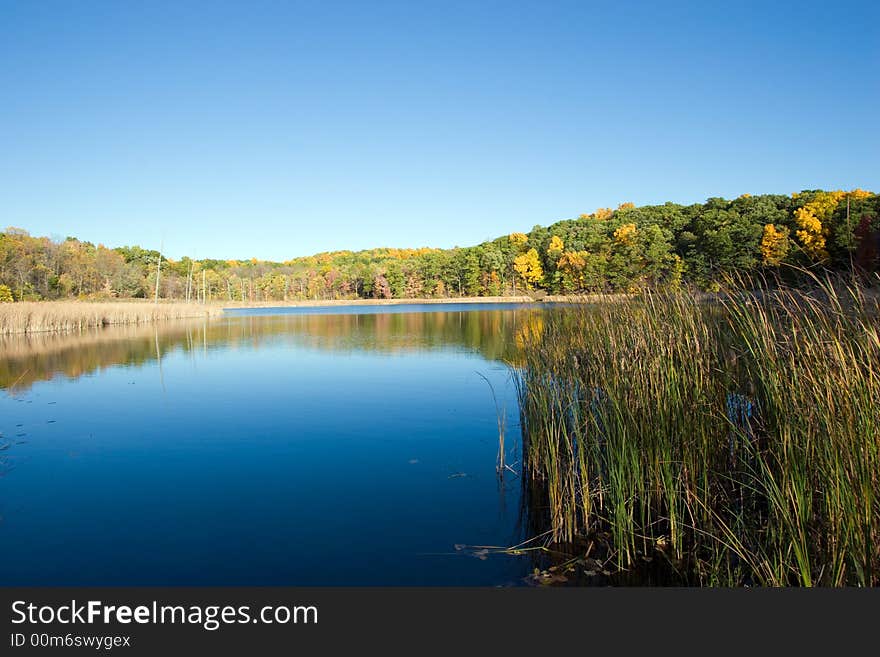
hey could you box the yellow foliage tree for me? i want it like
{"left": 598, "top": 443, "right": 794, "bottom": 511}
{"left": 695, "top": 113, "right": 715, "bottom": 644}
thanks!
{"left": 617, "top": 202, "right": 635, "bottom": 211}
{"left": 593, "top": 208, "right": 613, "bottom": 220}
{"left": 846, "top": 188, "right": 873, "bottom": 201}
{"left": 613, "top": 223, "right": 638, "bottom": 246}
{"left": 793, "top": 190, "right": 845, "bottom": 261}
{"left": 513, "top": 248, "right": 544, "bottom": 289}
{"left": 487, "top": 270, "right": 501, "bottom": 294}
{"left": 557, "top": 250, "right": 586, "bottom": 270}
{"left": 509, "top": 232, "right": 528, "bottom": 252}
{"left": 547, "top": 235, "right": 564, "bottom": 261}
{"left": 794, "top": 206, "right": 827, "bottom": 260}
{"left": 760, "top": 224, "right": 789, "bottom": 266}
{"left": 557, "top": 250, "right": 588, "bottom": 290}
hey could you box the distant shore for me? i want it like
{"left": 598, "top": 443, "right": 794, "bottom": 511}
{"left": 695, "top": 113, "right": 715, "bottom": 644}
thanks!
{"left": 220, "top": 293, "right": 633, "bottom": 308}
{"left": 221, "top": 295, "right": 535, "bottom": 308}
{"left": 0, "top": 294, "right": 636, "bottom": 335}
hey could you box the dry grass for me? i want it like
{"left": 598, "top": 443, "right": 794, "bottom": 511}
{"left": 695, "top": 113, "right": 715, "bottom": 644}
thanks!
{"left": 0, "top": 301, "right": 223, "bottom": 335}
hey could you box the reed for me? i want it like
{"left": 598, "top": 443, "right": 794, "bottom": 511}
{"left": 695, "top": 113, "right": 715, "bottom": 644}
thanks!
{"left": 476, "top": 371, "right": 510, "bottom": 477}
{"left": 515, "top": 275, "right": 880, "bottom": 586}
{"left": 0, "top": 301, "right": 223, "bottom": 335}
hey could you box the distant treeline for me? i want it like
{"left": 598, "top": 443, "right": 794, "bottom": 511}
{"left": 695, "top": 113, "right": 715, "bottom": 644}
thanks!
{"left": 2, "top": 189, "right": 878, "bottom": 303}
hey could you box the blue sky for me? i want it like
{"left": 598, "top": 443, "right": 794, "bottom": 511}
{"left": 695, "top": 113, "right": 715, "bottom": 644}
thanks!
{"left": 1, "top": 0, "right": 877, "bottom": 261}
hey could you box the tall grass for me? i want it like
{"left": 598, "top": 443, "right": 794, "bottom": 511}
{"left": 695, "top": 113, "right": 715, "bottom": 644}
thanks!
{"left": 0, "top": 301, "right": 223, "bottom": 335}
{"left": 515, "top": 276, "right": 879, "bottom": 586}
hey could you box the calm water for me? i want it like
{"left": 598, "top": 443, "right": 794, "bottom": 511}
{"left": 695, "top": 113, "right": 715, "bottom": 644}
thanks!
{"left": 0, "top": 304, "right": 543, "bottom": 585}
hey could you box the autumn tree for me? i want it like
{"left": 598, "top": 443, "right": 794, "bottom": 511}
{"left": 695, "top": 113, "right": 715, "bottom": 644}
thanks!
{"left": 373, "top": 274, "right": 392, "bottom": 299}
{"left": 513, "top": 248, "right": 544, "bottom": 290}
{"left": 792, "top": 190, "right": 846, "bottom": 261}
{"left": 761, "top": 224, "right": 790, "bottom": 266}
{"left": 556, "top": 251, "right": 588, "bottom": 292}
{"left": 508, "top": 232, "right": 528, "bottom": 252}
{"left": 854, "top": 214, "right": 879, "bottom": 272}
{"left": 612, "top": 223, "right": 637, "bottom": 246}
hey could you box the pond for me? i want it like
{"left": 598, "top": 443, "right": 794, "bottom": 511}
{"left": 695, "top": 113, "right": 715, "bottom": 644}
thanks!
{"left": 0, "top": 304, "right": 544, "bottom": 585}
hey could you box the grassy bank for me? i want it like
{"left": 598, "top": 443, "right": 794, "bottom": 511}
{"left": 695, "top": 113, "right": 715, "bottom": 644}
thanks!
{"left": 0, "top": 301, "right": 223, "bottom": 335}
{"left": 515, "top": 277, "right": 879, "bottom": 586}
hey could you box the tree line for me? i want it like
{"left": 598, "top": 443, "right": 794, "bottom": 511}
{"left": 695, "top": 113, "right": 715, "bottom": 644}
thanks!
{"left": 1, "top": 189, "right": 878, "bottom": 303}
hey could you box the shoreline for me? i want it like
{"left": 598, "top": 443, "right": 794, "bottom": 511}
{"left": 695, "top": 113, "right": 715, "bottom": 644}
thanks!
{"left": 220, "top": 295, "right": 534, "bottom": 308}
{"left": 0, "top": 293, "right": 636, "bottom": 335}
{"left": 218, "top": 293, "right": 634, "bottom": 309}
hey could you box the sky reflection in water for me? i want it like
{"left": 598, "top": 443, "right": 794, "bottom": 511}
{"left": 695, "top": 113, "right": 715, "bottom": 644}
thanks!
{"left": 0, "top": 305, "right": 540, "bottom": 585}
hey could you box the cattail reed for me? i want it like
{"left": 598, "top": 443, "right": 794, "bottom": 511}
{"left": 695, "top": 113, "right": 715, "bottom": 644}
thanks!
{"left": 514, "top": 276, "right": 879, "bottom": 586}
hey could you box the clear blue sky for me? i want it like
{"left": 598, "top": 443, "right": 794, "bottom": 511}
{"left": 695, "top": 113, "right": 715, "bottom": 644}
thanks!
{"left": 1, "top": 1, "right": 877, "bottom": 261}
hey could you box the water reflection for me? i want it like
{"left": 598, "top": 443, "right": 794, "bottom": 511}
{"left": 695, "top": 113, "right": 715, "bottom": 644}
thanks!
{"left": 0, "top": 305, "right": 544, "bottom": 585}
{"left": 1, "top": 305, "right": 544, "bottom": 392}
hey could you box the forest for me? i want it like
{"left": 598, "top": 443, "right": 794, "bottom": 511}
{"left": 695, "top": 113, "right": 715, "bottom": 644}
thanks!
{"left": 1, "top": 188, "right": 878, "bottom": 303}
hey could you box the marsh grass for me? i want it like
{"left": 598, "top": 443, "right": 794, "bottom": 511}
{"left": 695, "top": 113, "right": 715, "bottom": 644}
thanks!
{"left": 515, "top": 275, "right": 880, "bottom": 586}
{"left": 0, "top": 301, "right": 223, "bottom": 335}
